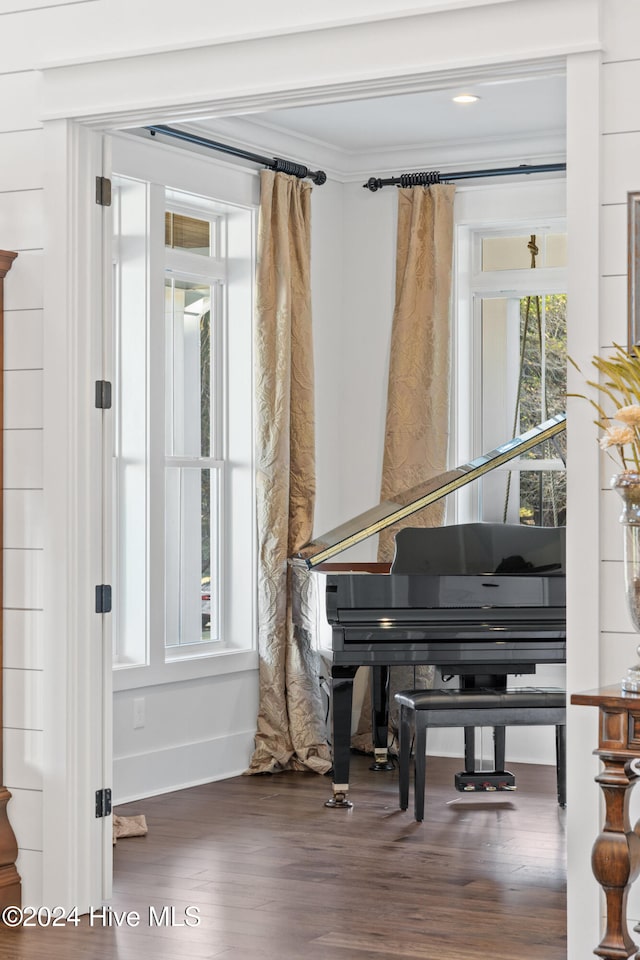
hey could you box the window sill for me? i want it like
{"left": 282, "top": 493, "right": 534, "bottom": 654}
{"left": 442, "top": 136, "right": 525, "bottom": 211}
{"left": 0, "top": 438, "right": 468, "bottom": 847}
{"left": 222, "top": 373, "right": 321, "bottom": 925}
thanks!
{"left": 113, "top": 647, "right": 258, "bottom": 692}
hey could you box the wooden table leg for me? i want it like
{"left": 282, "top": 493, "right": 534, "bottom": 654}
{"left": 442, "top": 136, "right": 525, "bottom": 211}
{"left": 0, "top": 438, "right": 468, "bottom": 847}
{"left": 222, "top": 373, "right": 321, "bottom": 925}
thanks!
{"left": 591, "top": 754, "right": 640, "bottom": 959}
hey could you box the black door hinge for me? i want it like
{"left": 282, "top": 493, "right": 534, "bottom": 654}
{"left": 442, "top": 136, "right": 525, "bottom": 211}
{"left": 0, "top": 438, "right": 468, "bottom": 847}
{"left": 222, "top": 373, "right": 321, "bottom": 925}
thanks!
{"left": 95, "top": 788, "right": 112, "bottom": 818}
{"left": 95, "top": 584, "right": 112, "bottom": 614}
{"left": 95, "top": 176, "right": 112, "bottom": 207}
{"left": 95, "top": 380, "right": 112, "bottom": 410}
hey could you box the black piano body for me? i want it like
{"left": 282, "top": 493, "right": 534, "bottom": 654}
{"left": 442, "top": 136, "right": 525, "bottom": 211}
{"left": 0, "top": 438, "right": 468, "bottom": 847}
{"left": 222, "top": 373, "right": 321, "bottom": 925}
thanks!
{"left": 298, "top": 414, "right": 567, "bottom": 807}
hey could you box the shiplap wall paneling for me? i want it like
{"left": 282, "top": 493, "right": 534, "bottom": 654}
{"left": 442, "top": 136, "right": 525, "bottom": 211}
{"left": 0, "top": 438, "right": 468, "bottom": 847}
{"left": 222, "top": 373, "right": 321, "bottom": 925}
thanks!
{"left": 4, "top": 550, "right": 43, "bottom": 613}
{"left": 599, "top": 275, "right": 627, "bottom": 348}
{"left": 4, "top": 432, "right": 42, "bottom": 490}
{"left": 5, "top": 669, "right": 43, "bottom": 735}
{"left": 0, "top": 193, "right": 43, "bottom": 254}
{"left": 5, "top": 311, "right": 43, "bottom": 372}
{"left": 600, "top": 0, "right": 640, "bottom": 930}
{"left": 5, "top": 371, "right": 42, "bottom": 431}
{"left": 602, "top": 0, "right": 640, "bottom": 64}
{"left": 0, "top": 131, "right": 42, "bottom": 193}
{"left": 0, "top": 77, "right": 45, "bottom": 905}
{"left": 0, "top": 73, "right": 41, "bottom": 134}
{"left": 3, "top": 611, "right": 42, "bottom": 672}
{"left": 600, "top": 204, "right": 626, "bottom": 281}
{"left": 2, "top": 252, "right": 42, "bottom": 310}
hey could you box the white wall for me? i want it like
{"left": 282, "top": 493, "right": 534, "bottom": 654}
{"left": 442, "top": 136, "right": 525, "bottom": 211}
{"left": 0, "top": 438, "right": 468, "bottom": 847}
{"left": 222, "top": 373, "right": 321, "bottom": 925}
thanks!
{"left": 310, "top": 178, "right": 349, "bottom": 537}
{"left": 113, "top": 675, "right": 258, "bottom": 801}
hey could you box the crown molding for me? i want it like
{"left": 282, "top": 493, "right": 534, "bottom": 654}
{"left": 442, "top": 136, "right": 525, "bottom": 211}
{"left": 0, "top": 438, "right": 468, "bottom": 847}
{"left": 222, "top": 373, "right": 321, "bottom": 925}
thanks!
{"left": 180, "top": 115, "right": 566, "bottom": 185}
{"left": 149, "top": 57, "right": 567, "bottom": 130}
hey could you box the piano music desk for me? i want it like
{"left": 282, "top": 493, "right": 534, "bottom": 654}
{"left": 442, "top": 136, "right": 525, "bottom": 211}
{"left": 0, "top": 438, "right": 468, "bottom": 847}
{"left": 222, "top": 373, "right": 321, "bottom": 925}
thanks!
{"left": 571, "top": 685, "right": 640, "bottom": 959}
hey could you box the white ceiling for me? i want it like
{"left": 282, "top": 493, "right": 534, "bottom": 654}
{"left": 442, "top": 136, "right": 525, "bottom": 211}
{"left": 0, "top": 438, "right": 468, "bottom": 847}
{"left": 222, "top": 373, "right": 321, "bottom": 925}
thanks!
{"left": 189, "top": 69, "right": 566, "bottom": 179}
{"left": 240, "top": 74, "right": 566, "bottom": 154}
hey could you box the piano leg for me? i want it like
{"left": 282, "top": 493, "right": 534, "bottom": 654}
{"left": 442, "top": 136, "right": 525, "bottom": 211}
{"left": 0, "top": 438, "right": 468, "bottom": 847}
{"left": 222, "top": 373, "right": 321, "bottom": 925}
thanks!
{"left": 456, "top": 675, "right": 514, "bottom": 792}
{"left": 493, "top": 725, "right": 506, "bottom": 772}
{"left": 370, "top": 665, "right": 394, "bottom": 771}
{"left": 463, "top": 723, "right": 507, "bottom": 774}
{"left": 326, "top": 665, "right": 358, "bottom": 808}
{"left": 464, "top": 727, "right": 476, "bottom": 773}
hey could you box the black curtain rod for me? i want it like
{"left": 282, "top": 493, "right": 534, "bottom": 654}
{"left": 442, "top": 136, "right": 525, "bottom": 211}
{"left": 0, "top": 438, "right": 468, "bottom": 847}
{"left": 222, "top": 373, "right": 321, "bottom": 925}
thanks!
{"left": 363, "top": 162, "right": 566, "bottom": 191}
{"left": 147, "top": 124, "right": 327, "bottom": 185}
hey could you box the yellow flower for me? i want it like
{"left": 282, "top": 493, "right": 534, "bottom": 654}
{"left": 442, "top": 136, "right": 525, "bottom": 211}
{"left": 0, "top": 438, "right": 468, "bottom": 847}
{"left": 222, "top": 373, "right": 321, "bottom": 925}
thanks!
{"left": 599, "top": 425, "right": 635, "bottom": 449}
{"left": 615, "top": 404, "right": 640, "bottom": 425}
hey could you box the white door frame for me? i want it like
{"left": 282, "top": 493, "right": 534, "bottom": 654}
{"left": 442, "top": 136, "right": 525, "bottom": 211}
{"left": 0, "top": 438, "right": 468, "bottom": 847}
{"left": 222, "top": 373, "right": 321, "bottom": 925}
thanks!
{"left": 38, "top": 9, "right": 601, "bottom": 952}
{"left": 42, "top": 119, "right": 113, "bottom": 909}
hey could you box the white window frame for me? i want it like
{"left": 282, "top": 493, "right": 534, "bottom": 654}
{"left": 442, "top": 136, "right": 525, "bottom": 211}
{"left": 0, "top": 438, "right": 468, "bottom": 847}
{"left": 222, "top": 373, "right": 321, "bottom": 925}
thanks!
{"left": 452, "top": 182, "right": 567, "bottom": 525}
{"left": 110, "top": 133, "right": 258, "bottom": 691}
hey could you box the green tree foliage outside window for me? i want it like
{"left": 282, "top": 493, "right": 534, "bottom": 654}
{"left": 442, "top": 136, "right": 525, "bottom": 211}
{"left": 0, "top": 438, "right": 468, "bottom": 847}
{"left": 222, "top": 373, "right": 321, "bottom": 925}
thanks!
{"left": 517, "top": 293, "right": 566, "bottom": 527}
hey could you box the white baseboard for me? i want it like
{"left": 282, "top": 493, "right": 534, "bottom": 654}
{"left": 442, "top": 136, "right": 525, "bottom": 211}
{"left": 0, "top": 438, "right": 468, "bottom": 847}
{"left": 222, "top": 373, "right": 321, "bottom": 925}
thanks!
{"left": 112, "top": 729, "right": 256, "bottom": 804}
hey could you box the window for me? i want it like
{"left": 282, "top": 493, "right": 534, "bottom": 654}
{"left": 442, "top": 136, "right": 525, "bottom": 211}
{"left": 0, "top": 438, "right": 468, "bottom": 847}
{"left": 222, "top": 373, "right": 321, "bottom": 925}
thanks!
{"left": 112, "top": 170, "right": 255, "bottom": 684}
{"left": 455, "top": 223, "right": 567, "bottom": 526}
{"left": 164, "top": 273, "right": 221, "bottom": 652}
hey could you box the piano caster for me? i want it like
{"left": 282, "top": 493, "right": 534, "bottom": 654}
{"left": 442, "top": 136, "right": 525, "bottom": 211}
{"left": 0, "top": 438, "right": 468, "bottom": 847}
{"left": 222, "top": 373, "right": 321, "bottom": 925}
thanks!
{"left": 370, "top": 748, "right": 394, "bottom": 772}
{"left": 324, "top": 784, "right": 353, "bottom": 809}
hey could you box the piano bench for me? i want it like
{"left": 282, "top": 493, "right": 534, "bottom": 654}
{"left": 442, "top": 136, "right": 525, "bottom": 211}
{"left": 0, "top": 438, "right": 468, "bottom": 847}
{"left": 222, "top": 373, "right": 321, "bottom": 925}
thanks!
{"left": 394, "top": 687, "right": 566, "bottom": 821}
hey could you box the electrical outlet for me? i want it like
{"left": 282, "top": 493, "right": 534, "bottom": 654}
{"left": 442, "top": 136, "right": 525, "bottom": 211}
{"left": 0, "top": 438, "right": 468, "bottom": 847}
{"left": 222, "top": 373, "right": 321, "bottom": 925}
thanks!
{"left": 133, "top": 697, "right": 145, "bottom": 729}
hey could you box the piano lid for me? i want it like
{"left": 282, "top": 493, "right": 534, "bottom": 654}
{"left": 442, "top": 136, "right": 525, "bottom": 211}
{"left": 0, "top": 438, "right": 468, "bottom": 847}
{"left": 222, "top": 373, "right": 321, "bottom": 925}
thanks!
{"left": 299, "top": 412, "right": 566, "bottom": 569}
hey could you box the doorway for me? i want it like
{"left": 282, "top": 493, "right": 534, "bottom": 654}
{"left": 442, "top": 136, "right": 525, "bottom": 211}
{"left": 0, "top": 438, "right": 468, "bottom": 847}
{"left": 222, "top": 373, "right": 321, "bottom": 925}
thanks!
{"left": 39, "top": 36, "right": 602, "bottom": 956}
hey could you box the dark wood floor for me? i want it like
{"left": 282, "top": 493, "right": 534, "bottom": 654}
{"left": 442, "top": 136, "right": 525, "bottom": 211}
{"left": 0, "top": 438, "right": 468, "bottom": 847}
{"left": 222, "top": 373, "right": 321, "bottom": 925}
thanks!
{"left": 2, "top": 754, "right": 566, "bottom": 959}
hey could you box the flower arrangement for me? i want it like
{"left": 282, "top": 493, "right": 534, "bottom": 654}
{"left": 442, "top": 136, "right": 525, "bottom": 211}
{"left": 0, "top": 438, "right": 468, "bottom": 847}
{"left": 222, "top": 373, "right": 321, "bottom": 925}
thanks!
{"left": 571, "top": 343, "right": 640, "bottom": 472}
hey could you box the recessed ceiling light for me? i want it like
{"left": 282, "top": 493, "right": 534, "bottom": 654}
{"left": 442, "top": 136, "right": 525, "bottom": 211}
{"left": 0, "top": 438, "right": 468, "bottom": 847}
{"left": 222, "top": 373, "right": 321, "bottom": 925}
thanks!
{"left": 452, "top": 94, "right": 480, "bottom": 104}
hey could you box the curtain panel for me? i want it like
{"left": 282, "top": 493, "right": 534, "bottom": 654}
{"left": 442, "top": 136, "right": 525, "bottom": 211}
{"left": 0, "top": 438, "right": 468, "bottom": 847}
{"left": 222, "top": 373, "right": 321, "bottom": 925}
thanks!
{"left": 248, "top": 170, "right": 331, "bottom": 775}
{"left": 353, "top": 183, "right": 456, "bottom": 751}
{"left": 378, "top": 183, "right": 457, "bottom": 556}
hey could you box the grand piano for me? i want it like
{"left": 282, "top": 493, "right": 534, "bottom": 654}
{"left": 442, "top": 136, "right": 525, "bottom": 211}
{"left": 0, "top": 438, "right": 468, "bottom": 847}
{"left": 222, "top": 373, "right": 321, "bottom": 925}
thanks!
{"left": 296, "top": 413, "right": 566, "bottom": 807}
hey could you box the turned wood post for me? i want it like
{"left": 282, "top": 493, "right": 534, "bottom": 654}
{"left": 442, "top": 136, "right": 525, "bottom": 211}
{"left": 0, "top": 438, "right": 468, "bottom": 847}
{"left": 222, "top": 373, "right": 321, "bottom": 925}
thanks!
{"left": 592, "top": 753, "right": 640, "bottom": 958}
{"left": 0, "top": 251, "right": 22, "bottom": 909}
{"left": 572, "top": 686, "right": 640, "bottom": 959}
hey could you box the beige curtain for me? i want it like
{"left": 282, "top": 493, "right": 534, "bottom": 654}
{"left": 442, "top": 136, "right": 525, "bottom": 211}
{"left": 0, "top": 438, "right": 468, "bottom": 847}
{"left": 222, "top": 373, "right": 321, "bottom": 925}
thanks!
{"left": 353, "top": 183, "right": 456, "bottom": 751}
{"left": 247, "top": 170, "right": 332, "bottom": 775}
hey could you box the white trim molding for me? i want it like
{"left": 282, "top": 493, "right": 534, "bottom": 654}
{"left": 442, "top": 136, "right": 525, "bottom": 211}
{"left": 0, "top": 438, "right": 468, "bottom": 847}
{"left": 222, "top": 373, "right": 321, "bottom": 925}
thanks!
{"left": 32, "top": 0, "right": 535, "bottom": 71}
{"left": 42, "top": 119, "right": 111, "bottom": 911}
{"left": 564, "top": 48, "right": 602, "bottom": 960}
{"left": 39, "top": 0, "right": 600, "bottom": 128}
